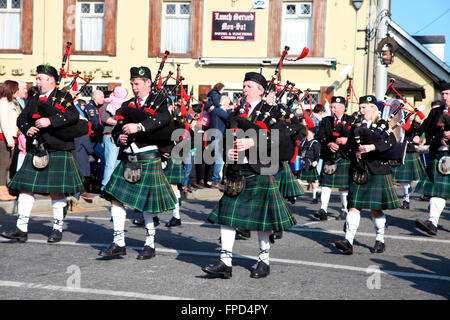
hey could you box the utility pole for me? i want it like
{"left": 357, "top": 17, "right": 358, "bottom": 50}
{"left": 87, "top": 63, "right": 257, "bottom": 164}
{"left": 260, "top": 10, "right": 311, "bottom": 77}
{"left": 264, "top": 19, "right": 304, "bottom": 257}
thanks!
{"left": 374, "top": 0, "right": 390, "bottom": 100}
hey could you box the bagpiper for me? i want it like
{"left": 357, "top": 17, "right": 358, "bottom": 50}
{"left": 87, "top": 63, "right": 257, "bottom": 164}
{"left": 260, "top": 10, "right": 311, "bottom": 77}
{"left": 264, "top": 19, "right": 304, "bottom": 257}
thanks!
{"left": 316, "top": 96, "right": 355, "bottom": 221}
{"left": 99, "top": 66, "right": 177, "bottom": 260}
{"left": 202, "top": 72, "right": 296, "bottom": 279}
{"left": 334, "top": 95, "right": 401, "bottom": 255}
{"left": 414, "top": 82, "right": 450, "bottom": 236}
{"left": 1, "top": 64, "right": 85, "bottom": 243}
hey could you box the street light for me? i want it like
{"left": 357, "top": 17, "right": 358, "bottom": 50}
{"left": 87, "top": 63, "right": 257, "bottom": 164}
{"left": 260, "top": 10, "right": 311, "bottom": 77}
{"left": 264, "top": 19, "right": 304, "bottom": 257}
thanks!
{"left": 377, "top": 36, "right": 398, "bottom": 66}
{"left": 352, "top": 0, "right": 363, "bottom": 10}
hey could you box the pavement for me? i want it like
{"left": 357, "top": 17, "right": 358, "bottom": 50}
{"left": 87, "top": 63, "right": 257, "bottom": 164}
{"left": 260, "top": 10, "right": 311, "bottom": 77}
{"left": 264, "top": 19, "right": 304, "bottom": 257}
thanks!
{"left": 0, "top": 184, "right": 449, "bottom": 304}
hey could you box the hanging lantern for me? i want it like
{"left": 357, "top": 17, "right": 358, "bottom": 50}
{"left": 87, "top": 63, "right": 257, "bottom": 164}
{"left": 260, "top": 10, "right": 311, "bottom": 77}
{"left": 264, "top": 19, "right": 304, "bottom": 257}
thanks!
{"left": 377, "top": 36, "right": 398, "bottom": 67}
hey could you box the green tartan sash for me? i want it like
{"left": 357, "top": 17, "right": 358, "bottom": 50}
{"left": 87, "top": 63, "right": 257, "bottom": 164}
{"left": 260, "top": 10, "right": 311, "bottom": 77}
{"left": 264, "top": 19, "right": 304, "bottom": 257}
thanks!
{"left": 208, "top": 168, "right": 296, "bottom": 232}
{"left": 349, "top": 173, "right": 401, "bottom": 210}
{"left": 319, "top": 159, "right": 351, "bottom": 189}
{"left": 391, "top": 152, "right": 425, "bottom": 182}
{"left": 102, "top": 151, "right": 177, "bottom": 213}
{"left": 8, "top": 151, "right": 85, "bottom": 195}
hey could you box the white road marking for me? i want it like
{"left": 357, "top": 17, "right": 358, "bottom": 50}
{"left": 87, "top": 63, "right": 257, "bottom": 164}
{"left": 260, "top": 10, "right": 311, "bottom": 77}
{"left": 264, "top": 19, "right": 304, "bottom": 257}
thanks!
{"left": 12, "top": 239, "right": 450, "bottom": 283}
{"left": 0, "top": 280, "right": 192, "bottom": 300}
{"left": 24, "top": 214, "right": 450, "bottom": 244}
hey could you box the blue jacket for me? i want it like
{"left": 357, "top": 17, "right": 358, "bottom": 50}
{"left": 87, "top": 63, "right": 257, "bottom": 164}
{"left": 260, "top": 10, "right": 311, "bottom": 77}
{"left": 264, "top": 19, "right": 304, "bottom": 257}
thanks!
{"left": 204, "top": 89, "right": 222, "bottom": 109}
{"left": 209, "top": 107, "right": 231, "bottom": 136}
{"left": 84, "top": 100, "right": 103, "bottom": 142}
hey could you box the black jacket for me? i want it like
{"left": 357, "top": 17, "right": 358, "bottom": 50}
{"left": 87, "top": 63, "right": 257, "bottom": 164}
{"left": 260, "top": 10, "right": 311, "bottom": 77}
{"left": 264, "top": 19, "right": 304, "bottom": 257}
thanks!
{"left": 224, "top": 101, "right": 287, "bottom": 175}
{"left": 18, "top": 88, "right": 78, "bottom": 152}
{"left": 417, "top": 105, "right": 447, "bottom": 160}
{"left": 317, "top": 114, "right": 355, "bottom": 161}
{"left": 404, "top": 119, "right": 421, "bottom": 153}
{"left": 112, "top": 95, "right": 175, "bottom": 155}
{"left": 346, "top": 121, "right": 397, "bottom": 175}
{"left": 299, "top": 138, "right": 320, "bottom": 163}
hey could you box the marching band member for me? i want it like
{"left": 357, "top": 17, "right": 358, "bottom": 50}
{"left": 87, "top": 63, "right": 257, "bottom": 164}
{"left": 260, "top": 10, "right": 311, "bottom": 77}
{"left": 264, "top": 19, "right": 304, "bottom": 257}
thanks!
{"left": 316, "top": 96, "right": 355, "bottom": 221}
{"left": 390, "top": 113, "right": 424, "bottom": 209}
{"left": 99, "top": 66, "right": 177, "bottom": 260}
{"left": 1, "top": 65, "right": 85, "bottom": 243}
{"left": 334, "top": 95, "right": 400, "bottom": 255}
{"left": 414, "top": 82, "right": 450, "bottom": 236}
{"left": 202, "top": 72, "right": 296, "bottom": 279}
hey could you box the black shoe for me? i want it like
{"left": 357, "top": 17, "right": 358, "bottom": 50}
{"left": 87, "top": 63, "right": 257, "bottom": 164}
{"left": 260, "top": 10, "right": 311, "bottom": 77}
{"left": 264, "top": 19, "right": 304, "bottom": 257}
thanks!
{"left": 371, "top": 240, "right": 385, "bottom": 253}
{"left": 287, "top": 197, "right": 296, "bottom": 205}
{"left": 311, "top": 198, "right": 318, "bottom": 204}
{"left": 99, "top": 243, "right": 127, "bottom": 257}
{"left": 202, "top": 260, "right": 232, "bottom": 279}
{"left": 336, "top": 210, "right": 347, "bottom": 221}
{"left": 0, "top": 227, "right": 28, "bottom": 242}
{"left": 137, "top": 245, "right": 156, "bottom": 260}
{"left": 165, "top": 217, "right": 181, "bottom": 227}
{"left": 132, "top": 218, "right": 145, "bottom": 226}
{"left": 401, "top": 201, "right": 410, "bottom": 209}
{"left": 47, "top": 229, "right": 62, "bottom": 243}
{"left": 250, "top": 261, "right": 270, "bottom": 279}
{"left": 334, "top": 239, "right": 353, "bottom": 255}
{"left": 314, "top": 209, "right": 328, "bottom": 221}
{"left": 415, "top": 220, "right": 437, "bottom": 236}
{"left": 236, "top": 228, "right": 251, "bottom": 239}
{"left": 419, "top": 195, "right": 430, "bottom": 201}
{"left": 269, "top": 231, "right": 283, "bottom": 244}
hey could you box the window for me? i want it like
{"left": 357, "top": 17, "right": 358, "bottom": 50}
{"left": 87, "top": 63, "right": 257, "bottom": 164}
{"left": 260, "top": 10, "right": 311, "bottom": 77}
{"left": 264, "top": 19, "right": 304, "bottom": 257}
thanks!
{"left": 282, "top": 2, "right": 312, "bottom": 54}
{"left": 298, "top": 91, "right": 320, "bottom": 110}
{"left": 162, "top": 2, "right": 191, "bottom": 54}
{"left": 76, "top": 1, "right": 105, "bottom": 51}
{"left": 78, "top": 83, "right": 109, "bottom": 99}
{"left": 0, "top": 0, "right": 32, "bottom": 52}
{"left": 268, "top": 0, "right": 326, "bottom": 58}
{"left": 63, "top": 0, "right": 117, "bottom": 56}
{"left": 149, "top": 0, "right": 203, "bottom": 58}
{"left": 0, "top": 0, "right": 21, "bottom": 50}
{"left": 224, "top": 91, "right": 243, "bottom": 106}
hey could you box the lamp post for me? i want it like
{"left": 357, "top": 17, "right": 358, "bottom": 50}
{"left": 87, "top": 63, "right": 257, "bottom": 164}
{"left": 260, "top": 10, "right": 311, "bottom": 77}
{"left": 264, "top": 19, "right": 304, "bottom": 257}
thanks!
{"left": 374, "top": 0, "right": 391, "bottom": 101}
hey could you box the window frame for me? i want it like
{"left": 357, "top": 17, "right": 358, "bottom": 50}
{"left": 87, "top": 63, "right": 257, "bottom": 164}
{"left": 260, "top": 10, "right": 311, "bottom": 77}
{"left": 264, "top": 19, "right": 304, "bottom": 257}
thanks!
{"left": 161, "top": 1, "right": 191, "bottom": 55}
{"left": 149, "top": 0, "right": 203, "bottom": 59}
{"left": 63, "top": 0, "right": 117, "bottom": 56}
{"left": 0, "top": 0, "right": 33, "bottom": 54}
{"left": 268, "top": 0, "right": 327, "bottom": 58}
{"left": 281, "top": 2, "right": 313, "bottom": 54}
{"left": 75, "top": 1, "right": 105, "bottom": 52}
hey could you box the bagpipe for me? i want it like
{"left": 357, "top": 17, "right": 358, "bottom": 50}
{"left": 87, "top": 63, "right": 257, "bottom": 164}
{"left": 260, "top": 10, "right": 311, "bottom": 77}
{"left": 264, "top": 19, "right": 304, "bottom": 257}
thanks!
{"left": 351, "top": 79, "right": 426, "bottom": 183}
{"left": 36, "top": 42, "right": 93, "bottom": 140}
{"left": 224, "top": 46, "right": 312, "bottom": 186}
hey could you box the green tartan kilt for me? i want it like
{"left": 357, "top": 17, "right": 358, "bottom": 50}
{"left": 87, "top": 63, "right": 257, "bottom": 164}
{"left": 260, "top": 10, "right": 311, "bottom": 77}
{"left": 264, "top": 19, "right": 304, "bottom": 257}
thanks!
{"left": 391, "top": 152, "right": 425, "bottom": 182}
{"left": 274, "top": 162, "right": 304, "bottom": 198}
{"left": 101, "top": 152, "right": 177, "bottom": 213}
{"left": 208, "top": 169, "right": 297, "bottom": 232}
{"left": 414, "top": 159, "right": 450, "bottom": 199}
{"left": 319, "top": 159, "right": 351, "bottom": 189}
{"left": 349, "top": 173, "right": 401, "bottom": 210}
{"left": 163, "top": 157, "right": 183, "bottom": 185}
{"left": 8, "top": 151, "right": 85, "bottom": 195}
{"left": 298, "top": 166, "right": 319, "bottom": 182}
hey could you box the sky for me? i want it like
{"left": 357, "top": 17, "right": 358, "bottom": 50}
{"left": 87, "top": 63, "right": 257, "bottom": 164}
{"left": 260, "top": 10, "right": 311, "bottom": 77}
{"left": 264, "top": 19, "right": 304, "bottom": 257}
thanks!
{"left": 390, "top": 0, "right": 450, "bottom": 66}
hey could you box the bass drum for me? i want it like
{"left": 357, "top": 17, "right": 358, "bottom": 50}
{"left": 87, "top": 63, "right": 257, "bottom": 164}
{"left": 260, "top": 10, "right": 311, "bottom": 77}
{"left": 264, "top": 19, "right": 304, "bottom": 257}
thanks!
{"left": 381, "top": 98, "right": 404, "bottom": 143}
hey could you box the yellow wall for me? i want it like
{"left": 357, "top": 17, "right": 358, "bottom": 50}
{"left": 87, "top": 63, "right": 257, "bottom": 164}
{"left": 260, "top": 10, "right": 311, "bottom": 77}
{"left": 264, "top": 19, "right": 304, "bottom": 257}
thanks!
{"left": 0, "top": 0, "right": 442, "bottom": 113}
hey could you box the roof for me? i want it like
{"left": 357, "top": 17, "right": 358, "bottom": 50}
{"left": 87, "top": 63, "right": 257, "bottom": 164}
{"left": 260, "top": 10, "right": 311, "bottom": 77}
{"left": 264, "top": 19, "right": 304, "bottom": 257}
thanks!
{"left": 412, "top": 35, "right": 445, "bottom": 44}
{"left": 389, "top": 21, "right": 450, "bottom": 85}
{"left": 387, "top": 72, "right": 426, "bottom": 101}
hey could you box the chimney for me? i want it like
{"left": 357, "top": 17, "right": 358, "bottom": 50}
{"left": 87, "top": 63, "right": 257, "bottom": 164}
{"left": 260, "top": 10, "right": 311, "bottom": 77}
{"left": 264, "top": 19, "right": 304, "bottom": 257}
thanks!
{"left": 412, "top": 35, "right": 446, "bottom": 61}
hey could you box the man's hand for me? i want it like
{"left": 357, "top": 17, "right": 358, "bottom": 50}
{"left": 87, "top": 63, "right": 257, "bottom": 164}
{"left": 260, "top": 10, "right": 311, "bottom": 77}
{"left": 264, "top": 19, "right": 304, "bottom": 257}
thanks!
{"left": 27, "top": 126, "right": 40, "bottom": 137}
{"left": 234, "top": 138, "right": 255, "bottom": 152}
{"left": 336, "top": 137, "right": 348, "bottom": 145}
{"left": 8, "top": 143, "right": 15, "bottom": 150}
{"left": 312, "top": 161, "right": 318, "bottom": 168}
{"left": 35, "top": 118, "right": 51, "bottom": 129}
{"left": 119, "top": 134, "right": 129, "bottom": 145}
{"left": 122, "top": 123, "right": 139, "bottom": 135}
{"left": 328, "top": 142, "right": 339, "bottom": 153}
{"left": 359, "top": 144, "right": 376, "bottom": 154}
{"left": 413, "top": 135, "right": 421, "bottom": 144}
{"left": 227, "top": 148, "right": 239, "bottom": 162}
{"left": 442, "top": 138, "right": 449, "bottom": 148}
{"left": 444, "top": 130, "right": 450, "bottom": 140}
